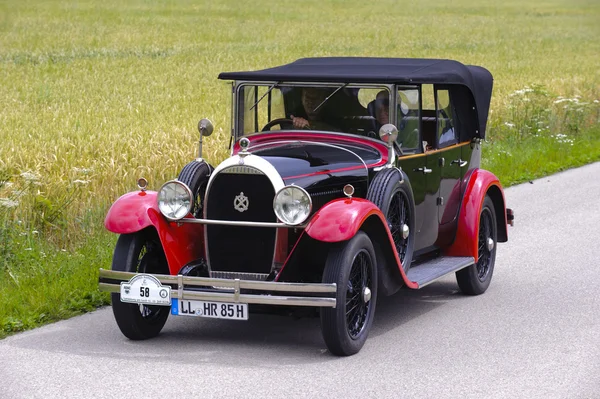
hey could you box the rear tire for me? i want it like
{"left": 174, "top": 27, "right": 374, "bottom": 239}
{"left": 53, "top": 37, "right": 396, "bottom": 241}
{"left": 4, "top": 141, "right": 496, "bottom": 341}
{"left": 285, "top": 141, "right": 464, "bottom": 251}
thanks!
{"left": 456, "top": 196, "right": 497, "bottom": 295}
{"left": 111, "top": 230, "right": 170, "bottom": 340}
{"left": 320, "top": 232, "right": 378, "bottom": 356}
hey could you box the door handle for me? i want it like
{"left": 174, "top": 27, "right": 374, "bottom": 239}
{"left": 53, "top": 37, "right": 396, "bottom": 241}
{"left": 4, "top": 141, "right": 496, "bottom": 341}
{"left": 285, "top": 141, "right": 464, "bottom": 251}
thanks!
{"left": 414, "top": 167, "right": 432, "bottom": 174}
{"left": 451, "top": 159, "right": 468, "bottom": 167}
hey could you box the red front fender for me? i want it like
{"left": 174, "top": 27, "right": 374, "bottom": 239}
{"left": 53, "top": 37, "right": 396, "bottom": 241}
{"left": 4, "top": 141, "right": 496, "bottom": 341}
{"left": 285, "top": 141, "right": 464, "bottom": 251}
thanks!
{"left": 105, "top": 191, "right": 160, "bottom": 234}
{"left": 445, "top": 169, "right": 508, "bottom": 259}
{"left": 305, "top": 198, "right": 417, "bottom": 289}
{"left": 104, "top": 191, "right": 204, "bottom": 275}
{"left": 305, "top": 197, "right": 381, "bottom": 243}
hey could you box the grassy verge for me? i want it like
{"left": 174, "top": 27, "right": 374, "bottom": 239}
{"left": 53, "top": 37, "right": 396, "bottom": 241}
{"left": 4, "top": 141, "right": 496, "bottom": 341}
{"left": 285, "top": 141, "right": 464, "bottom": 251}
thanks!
{"left": 483, "top": 126, "right": 600, "bottom": 186}
{"left": 0, "top": 229, "right": 113, "bottom": 339}
{"left": 0, "top": 0, "right": 598, "bottom": 337}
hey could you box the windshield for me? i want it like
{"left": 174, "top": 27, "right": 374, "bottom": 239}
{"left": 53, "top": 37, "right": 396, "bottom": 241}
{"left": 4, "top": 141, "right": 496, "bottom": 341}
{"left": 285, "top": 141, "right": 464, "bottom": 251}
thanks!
{"left": 236, "top": 83, "right": 390, "bottom": 137}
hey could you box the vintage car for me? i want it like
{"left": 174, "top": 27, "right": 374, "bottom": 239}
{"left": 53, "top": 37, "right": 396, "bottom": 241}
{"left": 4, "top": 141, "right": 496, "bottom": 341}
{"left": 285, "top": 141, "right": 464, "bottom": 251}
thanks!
{"left": 98, "top": 57, "right": 514, "bottom": 356}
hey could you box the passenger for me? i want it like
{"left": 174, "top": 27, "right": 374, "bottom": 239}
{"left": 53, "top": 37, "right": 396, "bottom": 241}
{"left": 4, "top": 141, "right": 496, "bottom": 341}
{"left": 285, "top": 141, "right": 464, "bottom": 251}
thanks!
{"left": 290, "top": 88, "right": 339, "bottom": 131}
{"left": 374, "top": 90, "right": 390, "bottom": 129}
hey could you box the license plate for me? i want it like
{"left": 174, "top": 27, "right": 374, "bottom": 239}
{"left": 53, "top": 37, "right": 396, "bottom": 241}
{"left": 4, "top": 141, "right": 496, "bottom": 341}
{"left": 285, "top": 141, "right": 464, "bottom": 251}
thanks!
{"left": 120, "top": 274, "right": 171, "bottom": 306}
{"left": 171, "top": 299, "right": 248, "bottom": 320}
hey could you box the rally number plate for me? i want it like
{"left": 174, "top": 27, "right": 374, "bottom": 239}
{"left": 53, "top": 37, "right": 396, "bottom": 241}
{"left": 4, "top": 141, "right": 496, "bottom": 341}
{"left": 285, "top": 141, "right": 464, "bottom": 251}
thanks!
{"left": 171, "top": 299, "right": 248, "bottom": 320}
{"left": 120, "top": 274, "right": 171, "bottom": 306}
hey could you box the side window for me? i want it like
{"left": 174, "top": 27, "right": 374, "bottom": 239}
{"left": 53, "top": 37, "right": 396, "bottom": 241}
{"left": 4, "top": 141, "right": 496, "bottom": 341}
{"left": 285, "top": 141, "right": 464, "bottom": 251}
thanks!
{"left": 397, "top": 88, "right": 420, "bottom": 152}
{"left": 436, "top": 89, "right": 457, "bottom": 147}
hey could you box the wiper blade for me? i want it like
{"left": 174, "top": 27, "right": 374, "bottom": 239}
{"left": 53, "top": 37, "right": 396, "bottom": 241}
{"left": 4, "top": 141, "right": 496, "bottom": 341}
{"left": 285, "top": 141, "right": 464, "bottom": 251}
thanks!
{"left": 312, "top": 83, "right": 348, "bottom": 113}
{"left": 250, "top": 82, "right": 279, "bottom": 111}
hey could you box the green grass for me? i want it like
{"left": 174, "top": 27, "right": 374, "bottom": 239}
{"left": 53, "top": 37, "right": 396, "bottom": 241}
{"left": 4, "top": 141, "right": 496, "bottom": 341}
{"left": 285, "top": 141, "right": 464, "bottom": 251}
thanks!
{"left": 0, "top": 0, "right": 599, "bottom": 337}
{"left": 483, "top": 126, "right": 600, "bottom": 185}
{"left": 0, "top": 231, "right": 113, "bottom": 339}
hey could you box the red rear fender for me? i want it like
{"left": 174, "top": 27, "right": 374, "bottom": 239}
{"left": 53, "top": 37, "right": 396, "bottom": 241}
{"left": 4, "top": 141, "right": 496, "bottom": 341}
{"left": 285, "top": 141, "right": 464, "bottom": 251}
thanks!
{"left": 104, "top": 191, "right": 204, "bottom": 275}
{"left": 445, "top": 169, "right": 508, "bottom": 259}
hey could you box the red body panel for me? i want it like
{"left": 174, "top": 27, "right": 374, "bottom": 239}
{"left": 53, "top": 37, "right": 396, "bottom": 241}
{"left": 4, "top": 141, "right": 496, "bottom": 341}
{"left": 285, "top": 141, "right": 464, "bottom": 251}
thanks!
{"left": 104, "top": 191, "right": 204, "bottom": 275}
{"left": 105, "top": 191, "right": 159, "bottom": 234}
{"left": 305, "top": 198, "right": 418, "bottom": 289}
{"left": 445, "top": 169, "right": 507, "bottom": 259}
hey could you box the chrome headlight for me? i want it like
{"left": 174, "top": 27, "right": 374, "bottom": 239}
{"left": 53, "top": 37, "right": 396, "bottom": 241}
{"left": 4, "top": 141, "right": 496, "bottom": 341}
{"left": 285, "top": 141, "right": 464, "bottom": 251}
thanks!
{"left": 157, "top": 181, "right": 193, "bottom": 221}
{"left": 273, "top": 186, "right": 312, "bottom": 226}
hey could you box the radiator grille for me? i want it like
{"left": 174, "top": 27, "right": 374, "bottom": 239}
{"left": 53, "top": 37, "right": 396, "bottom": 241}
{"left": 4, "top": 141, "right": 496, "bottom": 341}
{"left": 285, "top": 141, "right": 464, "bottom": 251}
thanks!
{"left": 205, "top": 171, "right": 277, "bottom": 275}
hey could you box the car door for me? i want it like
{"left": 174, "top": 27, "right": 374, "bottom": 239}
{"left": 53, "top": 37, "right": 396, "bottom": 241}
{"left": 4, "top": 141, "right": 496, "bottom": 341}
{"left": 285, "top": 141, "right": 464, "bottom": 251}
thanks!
{"left": 398, "top": 154, "right": 428, "bottom": 251}
{"left": 434, "top": 88, "right": 464, "bottom": 246}
{"left": 414, "top": 88, "right": 464, "bottom": 250}
{"left": 396, "top": 87, "right": 431, "bottom": 253}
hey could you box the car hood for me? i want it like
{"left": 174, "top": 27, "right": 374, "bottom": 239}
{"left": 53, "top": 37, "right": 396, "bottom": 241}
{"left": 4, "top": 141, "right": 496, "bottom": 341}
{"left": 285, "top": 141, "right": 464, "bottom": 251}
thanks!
{"left": 247, "top": 139, "right": 380, "bottom": 190}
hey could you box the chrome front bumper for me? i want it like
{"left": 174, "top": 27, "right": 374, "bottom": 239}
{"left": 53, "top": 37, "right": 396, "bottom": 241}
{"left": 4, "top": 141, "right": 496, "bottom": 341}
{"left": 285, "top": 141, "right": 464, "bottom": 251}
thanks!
{"left": 98, "top": 269, "right": 337, "bottom": 308}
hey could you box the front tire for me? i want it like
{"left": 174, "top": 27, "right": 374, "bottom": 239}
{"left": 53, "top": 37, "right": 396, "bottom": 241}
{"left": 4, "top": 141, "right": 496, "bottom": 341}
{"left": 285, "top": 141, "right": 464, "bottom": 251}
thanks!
{"left": 320, "top": 232, "right": 378, "bottom": 356}
{"left": 456, "top": 196, "right": 497, "bottom": 295}
{"left": 111, "top": 230, "right": 170, "bottom": 340}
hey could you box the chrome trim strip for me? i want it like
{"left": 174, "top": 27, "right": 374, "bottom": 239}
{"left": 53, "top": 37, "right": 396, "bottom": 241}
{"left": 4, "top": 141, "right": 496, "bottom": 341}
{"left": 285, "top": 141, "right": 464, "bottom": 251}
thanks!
{"left": 100, "top": 269, "right": 336, "bottom": 293}
{"left": 99, "top": 283, "right": 335, "bottom": 307}
{"left": 178, "top": 218, "right": 306, "bottom": 228}
{"left": 98, "top": 269, "right": 337, "bottom": 308}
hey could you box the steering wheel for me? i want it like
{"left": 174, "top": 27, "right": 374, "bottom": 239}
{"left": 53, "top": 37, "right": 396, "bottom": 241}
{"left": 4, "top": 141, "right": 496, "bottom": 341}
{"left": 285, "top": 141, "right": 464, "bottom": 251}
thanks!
{"left": 261, "top": 118, "right": 294, "bottom": 132}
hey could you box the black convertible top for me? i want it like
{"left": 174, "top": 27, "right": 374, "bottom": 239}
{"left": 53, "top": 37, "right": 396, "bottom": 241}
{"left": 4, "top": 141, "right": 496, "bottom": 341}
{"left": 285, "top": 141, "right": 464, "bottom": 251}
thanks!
{"left": 219, "top": 57, "right": 494, "bottom": 136}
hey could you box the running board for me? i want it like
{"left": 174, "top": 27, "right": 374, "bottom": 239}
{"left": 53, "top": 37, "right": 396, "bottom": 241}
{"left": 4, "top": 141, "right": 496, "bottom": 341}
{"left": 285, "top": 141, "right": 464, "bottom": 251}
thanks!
{"left": 407, "top": 256, "right": 475, "bottom": 288}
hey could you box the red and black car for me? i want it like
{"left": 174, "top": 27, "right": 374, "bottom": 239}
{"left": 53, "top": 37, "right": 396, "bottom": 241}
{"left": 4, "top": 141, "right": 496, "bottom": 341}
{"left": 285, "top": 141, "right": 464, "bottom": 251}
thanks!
{"left": 99, "top": 57, "right": 513, "bottom": 356}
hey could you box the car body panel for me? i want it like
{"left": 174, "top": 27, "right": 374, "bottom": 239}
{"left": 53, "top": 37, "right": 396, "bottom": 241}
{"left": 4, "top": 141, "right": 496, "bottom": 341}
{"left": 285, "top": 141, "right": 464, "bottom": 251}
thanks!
{"left": 444, "top": 168, "right": 507, "bottom": 259}
{"left": 304, "top": 197, "right": 418, "bottom": 289}
{"left": 105, "top": 191, "right": 204, "bottom": 275}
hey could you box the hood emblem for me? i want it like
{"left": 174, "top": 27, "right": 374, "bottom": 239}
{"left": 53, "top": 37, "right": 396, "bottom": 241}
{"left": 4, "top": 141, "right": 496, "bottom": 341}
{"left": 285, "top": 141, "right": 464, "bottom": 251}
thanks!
{"left": 234, "top": 192, "right": 249, "bottom": 212}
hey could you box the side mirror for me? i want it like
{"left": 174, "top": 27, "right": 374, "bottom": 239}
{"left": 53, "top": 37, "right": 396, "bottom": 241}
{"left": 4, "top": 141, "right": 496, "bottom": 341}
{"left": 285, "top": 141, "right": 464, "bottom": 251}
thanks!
{"left": 196, "top": 118, "right": 214, "bottom": 161}
{"left": 198, "top": 118, "right": 214, "bottom": 137}
{"left": 379, "top": 123, "right": 398, "bottom": 145}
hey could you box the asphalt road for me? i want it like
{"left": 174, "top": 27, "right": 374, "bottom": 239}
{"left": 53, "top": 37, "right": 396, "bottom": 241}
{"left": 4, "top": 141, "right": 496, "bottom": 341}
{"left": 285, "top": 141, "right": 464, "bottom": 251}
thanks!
{"left": 2, "top": 163, "right": 599, "bottom": 399}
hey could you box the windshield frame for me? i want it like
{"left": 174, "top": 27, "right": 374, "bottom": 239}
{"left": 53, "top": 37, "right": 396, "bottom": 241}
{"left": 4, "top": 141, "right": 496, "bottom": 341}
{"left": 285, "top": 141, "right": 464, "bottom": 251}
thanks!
{"left": 232, "top": 81, "right": 396, "bottom": 141}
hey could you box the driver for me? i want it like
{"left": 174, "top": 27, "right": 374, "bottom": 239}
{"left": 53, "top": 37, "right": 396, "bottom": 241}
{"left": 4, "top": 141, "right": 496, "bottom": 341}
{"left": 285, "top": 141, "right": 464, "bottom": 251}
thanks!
{"left": 290, "top": 88, "right": 339, "bottom": 131}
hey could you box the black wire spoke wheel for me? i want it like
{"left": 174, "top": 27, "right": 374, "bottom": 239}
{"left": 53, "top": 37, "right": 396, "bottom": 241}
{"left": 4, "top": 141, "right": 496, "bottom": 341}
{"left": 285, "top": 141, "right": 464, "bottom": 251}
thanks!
{"left": 366, "top": 168, "right": 415, "bottom": 273}
{"left": 388, "top": 190, "right": 410, "bottom": 263}
{"left": 476, "top": 206, "right": 494, "bottom": 281}
{"left": 135, "top": 240, "right": 166, "bottom": 322}
{"left": 111, "top": 230, "right": 170, "bottom": 340}
{"left": 321, "top": 231, "right": 378, "bottom": 356}
{"left": 456, "top": 196, "right": 497, "bottom": 295}
{"left": 345, "top": 250, "right": 373, "bottom": 339}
